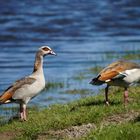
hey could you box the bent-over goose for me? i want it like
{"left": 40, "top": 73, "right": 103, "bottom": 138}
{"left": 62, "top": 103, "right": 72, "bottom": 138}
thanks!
{"left": 0, "top": 46, "right": 56, "bottom": 121}
{"left": 90, "top": 60, "right": 140, "bottom": 105}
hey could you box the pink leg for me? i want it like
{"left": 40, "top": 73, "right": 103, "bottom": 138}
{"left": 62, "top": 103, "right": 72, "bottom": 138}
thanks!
{"left": 105, "top": 85, "right": 109, "bottom": 105}
{"left": 23, "top": 104, "right": 27, "bottom": 121}
{"left": 20, "top": 104, "right": 24, "bottom": 120}
{"left": 124, "top": 88, "right": 129, "bottom": 105}
{"left": 20, "top": 104, "right": 27, "bottom": 121}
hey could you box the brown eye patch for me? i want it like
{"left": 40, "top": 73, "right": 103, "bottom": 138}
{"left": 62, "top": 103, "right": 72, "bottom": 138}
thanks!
{"left": 42, "top": 47, "right": 50, "bottom": 51}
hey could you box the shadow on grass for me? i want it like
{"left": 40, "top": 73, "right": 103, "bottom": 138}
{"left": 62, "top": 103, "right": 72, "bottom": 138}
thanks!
{"left": 70, "top": 100, "right": 121, "bottom": 111}
{"left": 8, "top": 115, "right": 19, "bottom": 123}
{"left": 85, "top": 100, "right": 121, "bottom": 106}
{"left": 0, "top": 115, "right": 19, "bottom": 126}
{"left": 134, "top": 115, "right": 140, "bottom": 122}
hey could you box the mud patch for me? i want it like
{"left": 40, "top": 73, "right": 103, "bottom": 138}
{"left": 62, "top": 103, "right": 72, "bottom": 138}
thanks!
{"left": 37, "top": 111, "right": 139, "bottom": 140}
{"left": 37, "top": 123, "right": 96, "bottom": 140}
{"left": 102, "top": 110, "right": 139, "bottom": 127}
{"left": 0, "top": 131, "right": 18, "bottom": 140}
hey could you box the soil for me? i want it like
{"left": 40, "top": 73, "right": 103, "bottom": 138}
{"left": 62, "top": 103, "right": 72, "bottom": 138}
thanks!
{"left": 0, "top": 111, "right": 139, "bottom": 140}
{"left": 37, "top": 111, "right": 139, "bottom": 140}
{"left": 0, "top": 131, "right": 18, "bottom": 140}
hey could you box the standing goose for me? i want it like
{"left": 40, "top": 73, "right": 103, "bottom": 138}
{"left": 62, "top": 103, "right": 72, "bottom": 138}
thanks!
{"left": 0, "top": 46, "right": 56, "bottom": 121}
{"left": 90, "top": 60, "right": 140, "bottom": 105}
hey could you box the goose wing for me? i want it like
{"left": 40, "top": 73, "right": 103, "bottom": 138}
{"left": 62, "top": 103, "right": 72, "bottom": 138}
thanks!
{"left": 0, "top": 77, "right": 36, "bottom": 103}
{"left": 98, "top": 60, "right": 140, "bottom": 82}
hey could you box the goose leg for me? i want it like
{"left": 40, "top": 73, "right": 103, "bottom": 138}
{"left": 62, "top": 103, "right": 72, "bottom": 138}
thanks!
{"left": 20, "top": 103, "right": 24, "bottom": 120}
{"left": 23, "top": 104, "right": 27, "bottom": 121}
{"left": 20, "top": 103, "right": 27, "bottom": 121}
{"left": 124, "top": 88, "right": 128, "bottom": 105}
{"left": 105, "top": 85, "right": 109, "bottom": 105}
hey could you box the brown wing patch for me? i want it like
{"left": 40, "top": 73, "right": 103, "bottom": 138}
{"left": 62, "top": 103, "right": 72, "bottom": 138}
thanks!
{"left": 0, "top": 91, "right": 13, "bottom": 103}
{"left": 98, "top": 60, "right": 133, "bottom": 81}
{"left": 99, "top": 71, "right": 119, "bottom": 81}
{"left": 98, "top": 60, "right": 140, "bottom": 82}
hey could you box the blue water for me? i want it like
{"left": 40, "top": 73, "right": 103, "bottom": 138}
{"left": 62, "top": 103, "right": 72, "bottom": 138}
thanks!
{"left": 0, "top": 0, "right": 140, "bottom": 110}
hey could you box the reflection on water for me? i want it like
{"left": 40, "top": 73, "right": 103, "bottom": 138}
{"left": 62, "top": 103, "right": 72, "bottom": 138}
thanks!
{"left": 0, "top": 0, "right": 140, "bottom": 112}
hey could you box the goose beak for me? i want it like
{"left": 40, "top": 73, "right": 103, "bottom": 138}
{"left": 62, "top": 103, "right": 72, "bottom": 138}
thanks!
{"left": 89, "top": 80, "right": 93, "bottom": 85}
{"left": 89, "top": 80, "right": 92, "bottom": 84}
{"left": 50, "top": 50, "right": 57, "bottom": 56}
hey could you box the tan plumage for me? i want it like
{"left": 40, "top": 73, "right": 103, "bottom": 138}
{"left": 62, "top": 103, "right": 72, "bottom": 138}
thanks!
{"left": 99, "top": 60, "right": 140, "bottom": 81}
{"left": 0, "top": 46, "right": 56, "bottom": 121}
{"left": 90, "top": 60, "right": 140, "bottom": 105}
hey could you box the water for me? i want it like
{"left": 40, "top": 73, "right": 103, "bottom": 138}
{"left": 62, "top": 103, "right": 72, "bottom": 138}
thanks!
{"left": 0, "top": 0, "right": 140, "bottom": 112}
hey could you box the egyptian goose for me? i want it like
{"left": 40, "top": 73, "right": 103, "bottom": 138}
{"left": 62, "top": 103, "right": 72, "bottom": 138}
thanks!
{"left": 0, "top": 46, "right": 56, "bottom": 121}
{"left": 90, "top": 60, "right": 140, "bottom": 105}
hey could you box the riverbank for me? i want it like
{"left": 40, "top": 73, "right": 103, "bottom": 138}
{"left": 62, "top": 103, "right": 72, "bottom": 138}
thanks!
{"left": 0, "top": 86, "right": 139, "bottom": 140}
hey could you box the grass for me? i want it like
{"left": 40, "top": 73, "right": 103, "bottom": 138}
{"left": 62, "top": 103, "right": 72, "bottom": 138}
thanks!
{"left": 88, "top": 66, "right": 103, "bottom": 74}
{"left": 105, "top": 51, "right": 140, "bottom": 60}
{"left": 73, "top": 72, "right": 88, "bottom": 81}
{"left": 0, "top": 86, "right": 139, "bottom": 139}
{"left": 73, "top": 66, "right": 103, "bottom": 81}
{"left": 44, "top": 81, "right": 64, "bottom": 90}
{"left": 122, "top": 53, "right": 140, "bottom": 60}
{"left": 64, "top": 89, "right": 94, "bottom": 94}
{"left": 83, "top": 121, "right": 140, "bottom": 140}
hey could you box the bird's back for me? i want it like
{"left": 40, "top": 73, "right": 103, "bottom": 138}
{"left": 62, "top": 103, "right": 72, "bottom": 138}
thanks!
{"left": 90, "top": 60, "right": 140, "bottom": 86}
